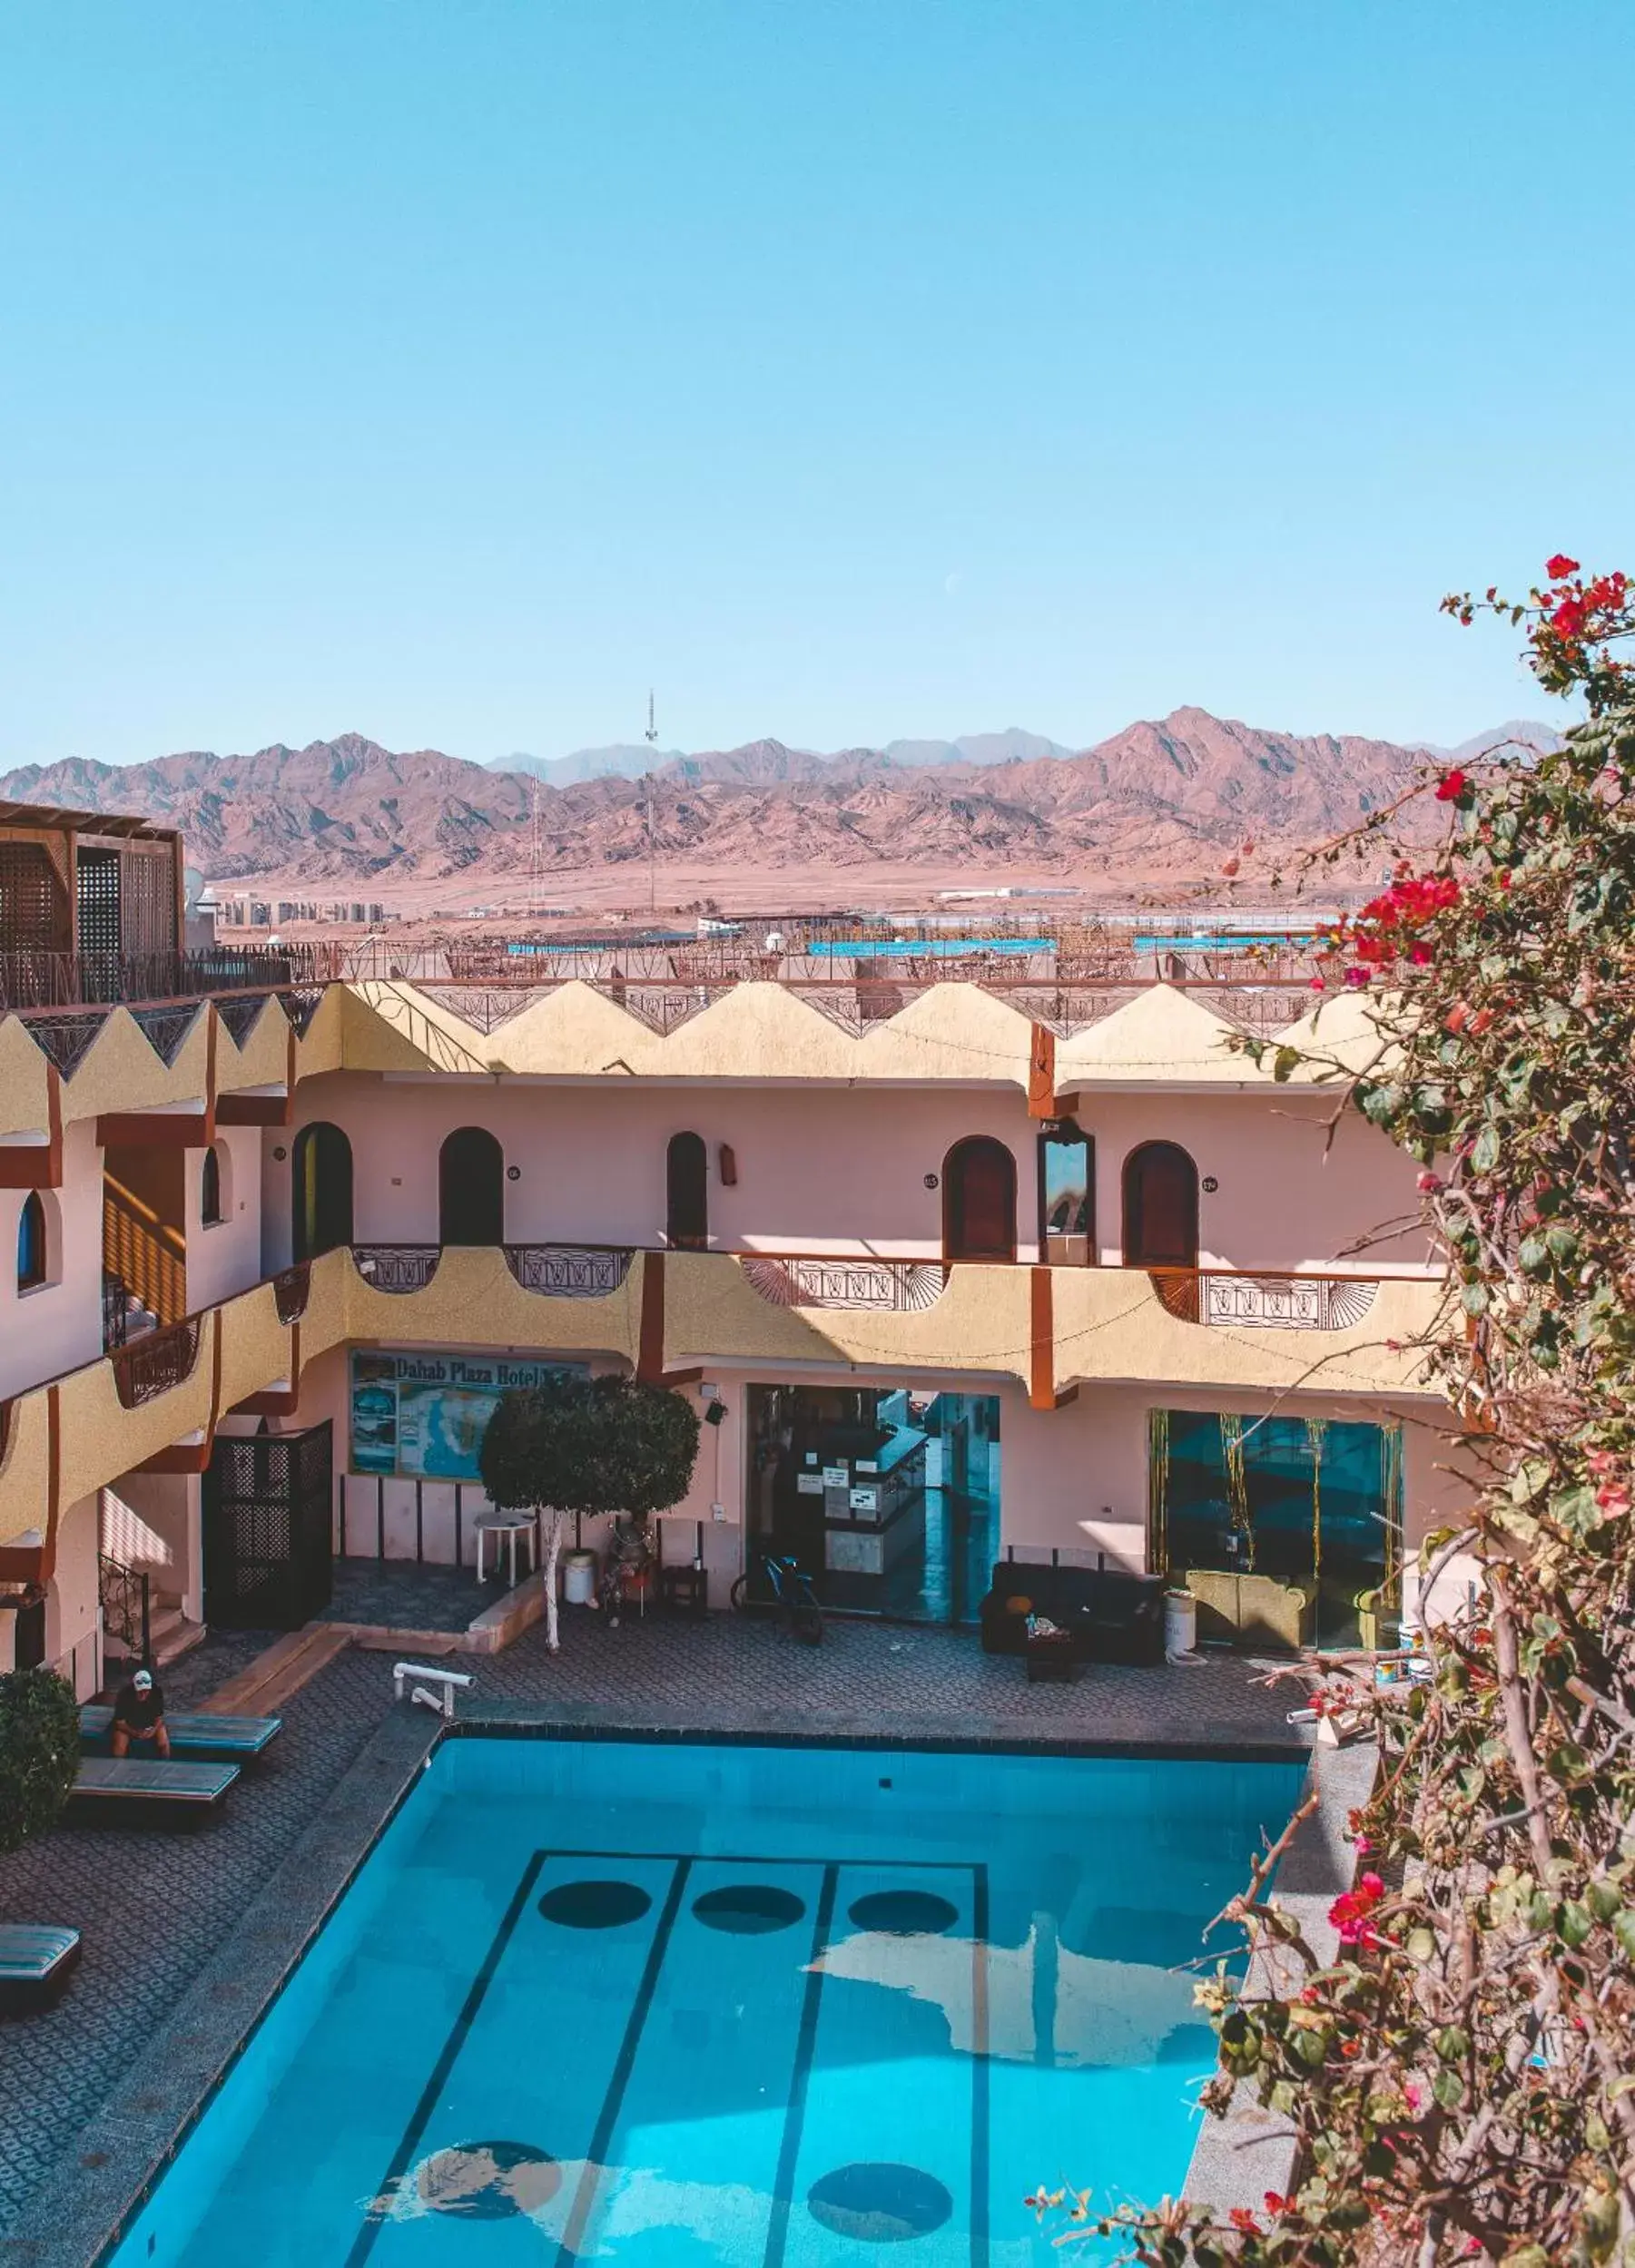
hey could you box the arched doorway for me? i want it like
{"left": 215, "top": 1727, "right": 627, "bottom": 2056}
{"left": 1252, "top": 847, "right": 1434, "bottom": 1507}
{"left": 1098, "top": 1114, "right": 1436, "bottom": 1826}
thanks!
{"left": 666, "top": 1132, "right": 708, "bottom": 1251}
{"left": 439, "top": 1126, "right": 504, "bottom": 1245}
{"left": 291, "top": 1123, "right": 353, "bottom": 1262}
{"left": 1122, "top": 1141, "right": 1198, "bottom": 1269}
{"left": 942, "top": 1136, "right": 1017, "bottom": 1262}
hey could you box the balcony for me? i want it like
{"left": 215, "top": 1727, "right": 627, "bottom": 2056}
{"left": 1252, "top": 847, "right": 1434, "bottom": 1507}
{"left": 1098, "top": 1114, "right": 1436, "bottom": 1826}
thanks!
{"left": 0, "top": 944, "right": 335, "bottom": 1015}
{"left": 1049, "top": 1266, "right": 1444, "bottom": 1399}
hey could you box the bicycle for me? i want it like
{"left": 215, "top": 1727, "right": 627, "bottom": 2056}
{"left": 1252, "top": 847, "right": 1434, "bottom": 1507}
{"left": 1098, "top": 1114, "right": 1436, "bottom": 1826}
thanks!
{"left": 730, "top": 1551, "right": 824, "bottom": 1645}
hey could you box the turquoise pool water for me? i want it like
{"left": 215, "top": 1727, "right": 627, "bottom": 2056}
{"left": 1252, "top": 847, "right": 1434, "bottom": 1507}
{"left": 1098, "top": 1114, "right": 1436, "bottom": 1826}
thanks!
{"left": 109, "top": 1739, "right": 1302, "bottom": 2266}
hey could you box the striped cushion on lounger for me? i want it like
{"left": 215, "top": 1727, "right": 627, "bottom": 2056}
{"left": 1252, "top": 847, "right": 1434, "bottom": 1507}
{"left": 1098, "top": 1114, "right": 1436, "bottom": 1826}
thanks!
{"left": 72, "top": 1760, "right": 239, "bottom": 1802}
{"left": 0, "top": 1926, "right": 80, "bottom": 1984}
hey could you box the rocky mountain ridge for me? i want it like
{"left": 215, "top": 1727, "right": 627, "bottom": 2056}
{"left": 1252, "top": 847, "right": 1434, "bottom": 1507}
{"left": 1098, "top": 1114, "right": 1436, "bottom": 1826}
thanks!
{"left": 0, "top": 713, "right": 1562, "bottom": 887}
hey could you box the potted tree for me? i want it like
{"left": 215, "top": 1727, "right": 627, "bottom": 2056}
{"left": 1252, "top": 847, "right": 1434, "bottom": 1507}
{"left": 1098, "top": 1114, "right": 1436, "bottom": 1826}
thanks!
{"left": 478, "top": 1374, "right": 701, "bottom": 1653}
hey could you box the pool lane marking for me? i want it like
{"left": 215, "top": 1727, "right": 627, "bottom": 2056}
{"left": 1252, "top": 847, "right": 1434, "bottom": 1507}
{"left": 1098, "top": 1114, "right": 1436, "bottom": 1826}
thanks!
{"left": 761, "top": 1862, "right": 839, "bottom": 2268}
{"left": 344, "top": 1848, "right": 549, "bottom": 2267}
{"left": 555, "top": 1857, "right": 693, "bottom": 2266}
{"left": 971, "top": 1863, "right": 991, "bottom": 2268}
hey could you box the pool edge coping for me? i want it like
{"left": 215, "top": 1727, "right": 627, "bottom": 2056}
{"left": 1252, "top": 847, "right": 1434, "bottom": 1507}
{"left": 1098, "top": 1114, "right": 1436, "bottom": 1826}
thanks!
{"left": 4, "top": 1703, "right": 1325, "bottom": 2268}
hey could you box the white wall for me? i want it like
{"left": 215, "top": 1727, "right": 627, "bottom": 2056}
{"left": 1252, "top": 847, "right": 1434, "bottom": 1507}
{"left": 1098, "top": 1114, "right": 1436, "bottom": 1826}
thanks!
{"left": 184, "top": 1125, "right": 263, "bottom": 1311}
{"left": 46, "top": 1490, "right": 102, "bottom": 1698}
{"left": 0, "top": 1119, "right": 104, "bottom": 1397}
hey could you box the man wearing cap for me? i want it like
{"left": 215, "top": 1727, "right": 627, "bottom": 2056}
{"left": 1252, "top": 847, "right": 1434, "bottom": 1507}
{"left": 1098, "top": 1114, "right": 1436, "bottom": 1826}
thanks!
{"left": 110, "top": 1667, "right": 171, "bottom": 1759}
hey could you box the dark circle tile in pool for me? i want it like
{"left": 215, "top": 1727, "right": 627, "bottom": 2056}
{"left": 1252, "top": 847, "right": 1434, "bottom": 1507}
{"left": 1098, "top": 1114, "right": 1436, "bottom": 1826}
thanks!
{"left": 807, "top": 2162, "right": 953, "bottom": 2243}
{"left": 537, "top": 1879, "right": 653, "bottom": 1929}
{"left": 693, "top": 1883, "right": 807, "bottom": 1935}
{"left": 415, "top": 2141, "right": 560, "bottom": 2218}
{"left": 847, "top": 1889, "right": 960, "bottom": 1937}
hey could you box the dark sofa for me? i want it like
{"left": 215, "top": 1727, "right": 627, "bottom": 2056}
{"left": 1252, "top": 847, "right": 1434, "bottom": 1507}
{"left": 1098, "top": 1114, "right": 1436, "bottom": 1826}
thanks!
{"left": 978, "top": 1558, "right": 1166, "bottom": 1667}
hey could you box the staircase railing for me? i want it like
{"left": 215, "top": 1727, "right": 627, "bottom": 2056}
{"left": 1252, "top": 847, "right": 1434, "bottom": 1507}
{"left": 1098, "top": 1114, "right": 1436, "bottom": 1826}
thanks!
{"left": 98, "top": 1552, "right": 151, "bottom": 1665}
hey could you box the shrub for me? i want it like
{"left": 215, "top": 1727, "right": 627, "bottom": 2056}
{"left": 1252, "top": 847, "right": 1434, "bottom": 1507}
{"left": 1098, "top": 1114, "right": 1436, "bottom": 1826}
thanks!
{"left": 0, "top": 1666, "right": 81, "bottom": 1852}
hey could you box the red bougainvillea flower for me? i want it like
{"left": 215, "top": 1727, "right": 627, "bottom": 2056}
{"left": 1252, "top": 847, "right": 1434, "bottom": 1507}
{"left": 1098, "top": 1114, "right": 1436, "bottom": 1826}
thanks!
{"left": 1545, "top": 554, "right": 1581, "bottom": 579}
{"left": 1229, "top": 2207, "right": 1262, "bottom": 2234}
{"left": 1344, "top": 966, "right": 1372, "bottom": 988}
{"left": 1417, "top": 1170, "right": 1443, "bottom": 1193}
{"left": 1434, "top": 769, "right": 1469, "bottom": 801}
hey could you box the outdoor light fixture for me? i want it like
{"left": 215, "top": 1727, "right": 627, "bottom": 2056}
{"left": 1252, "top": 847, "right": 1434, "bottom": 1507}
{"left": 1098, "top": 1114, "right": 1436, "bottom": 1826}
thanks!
{"left": 704, "top": 1401, "right": 728, "bottom": 1428}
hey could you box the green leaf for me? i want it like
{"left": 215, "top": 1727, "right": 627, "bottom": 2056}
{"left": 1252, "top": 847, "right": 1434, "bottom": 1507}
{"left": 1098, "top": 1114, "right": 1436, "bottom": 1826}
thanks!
{"left": 1472, "top": 1124, "right": 1501, "bottom": 1172}
{"left": 1272, "top": 1045, "right": 1299, "bottom": 1083}
{"left": 1612, "top": 1910, "right": 1635, "bottom": 1959}
{"left": 1559, "top": 1900, "right": 1594, "bottom": 1949}
{"left": 1432, "top": 2067, "right": 1464, "bottom": 2111}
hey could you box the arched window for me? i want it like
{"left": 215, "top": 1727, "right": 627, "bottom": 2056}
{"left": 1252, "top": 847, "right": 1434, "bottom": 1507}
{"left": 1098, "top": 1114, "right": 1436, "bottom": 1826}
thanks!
{"left": 943, "top": 1136, "right": 1017, "bottom": 1263}
{"left": 1039, "top": 1122, "right": 1094, "bottom": 1265}
{"left": 666, "top": 1132, "right": 708, "bottom": 1251}
{"left": 291, "top": 1122, "right": 353, "bottom": 1262}
{"left": 439, "top": 1126, "right": 504, "bottom": 1245}
{"left": 200, "top": 1144, "right": 224, "bottom": 1228}
{"left": 1122, "top": 1141, "right": 1198, "bottom": 1269}
{"left": 16, "top": 1191, "right": 47, "bottom": 1291}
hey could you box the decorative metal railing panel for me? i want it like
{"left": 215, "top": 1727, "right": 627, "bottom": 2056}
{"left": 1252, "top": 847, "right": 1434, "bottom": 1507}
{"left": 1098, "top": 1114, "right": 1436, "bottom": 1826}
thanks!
{"left": 97, "top": 1552, "right": 150, "bottom": 1660}
{"left": 0, "top": 946, "right": 329, "bottom": 1014}
{"left": 110, "top": 1316, "right": 202, "bottom": 1408}
{"left": 351, "top": 1246, "right": 442, "bottom": 1293}
{"left": 739, "top": 1255, "right": 950, "bottom": 1312}
{"left": 1151, "top": 1270, "right": 1381, "bottom": 1331}
{"left": 272, "top": 1262, "right": 311, "bottom": 1323}
{"left": 503, "top": 1245, "right": 634, "bottom": 1298}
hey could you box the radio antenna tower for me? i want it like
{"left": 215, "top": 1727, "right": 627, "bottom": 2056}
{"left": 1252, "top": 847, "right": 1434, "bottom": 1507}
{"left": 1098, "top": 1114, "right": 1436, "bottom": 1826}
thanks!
{"left": 644, "top": 690, "right": 658, "bottom": 916}
{"left": 528, "top": 775, "right": 545, "bottom": 921}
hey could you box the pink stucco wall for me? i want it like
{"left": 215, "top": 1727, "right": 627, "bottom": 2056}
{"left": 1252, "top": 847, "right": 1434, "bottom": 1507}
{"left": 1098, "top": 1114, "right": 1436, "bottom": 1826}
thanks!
{"left": 261, "top": 1072, "right": 1430, "bottom": 1275}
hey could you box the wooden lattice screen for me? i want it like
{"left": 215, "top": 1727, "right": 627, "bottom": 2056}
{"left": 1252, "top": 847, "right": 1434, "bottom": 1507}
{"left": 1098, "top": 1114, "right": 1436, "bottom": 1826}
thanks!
{"left": 75, "top": 848, "right": 121, "bottom": 954}
{"left": 119, "top": 844, "right": 177, "bottom": 955}
{"left": 0, "top": 839, "right": 70, "bottom": 952}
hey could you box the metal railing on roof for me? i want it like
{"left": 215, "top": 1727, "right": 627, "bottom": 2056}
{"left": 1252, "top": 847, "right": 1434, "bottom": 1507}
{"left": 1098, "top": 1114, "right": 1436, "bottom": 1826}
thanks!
{"left": 0, "top": 944, "right": 338, "bottom": 1014}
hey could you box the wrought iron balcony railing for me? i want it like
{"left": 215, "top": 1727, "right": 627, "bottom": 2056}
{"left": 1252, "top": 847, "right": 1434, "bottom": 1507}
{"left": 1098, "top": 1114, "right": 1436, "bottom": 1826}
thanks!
{"left": 502, "top": 1244, "right": 634, "bottom": 1297}
{"left": 350, "top": 1245, "right": 443, "bottom": 1293}
{"left": 736, "top": 1253, "right": 951, "bottom": 1312}
{"left": 110, "top": 1316, "right": 202, "bottom": 1409}
{"left": 1148, "top": 1268, "right": 1384, "bottom": 1331}
{"left": 0, "top": 944, "right": 335, "bottom": 1014}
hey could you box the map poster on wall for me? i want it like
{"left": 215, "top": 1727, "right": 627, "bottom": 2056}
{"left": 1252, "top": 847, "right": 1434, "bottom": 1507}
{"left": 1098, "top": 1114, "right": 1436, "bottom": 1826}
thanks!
{"left": 349, "top": 1350, "right": 588, "bottom": 1481}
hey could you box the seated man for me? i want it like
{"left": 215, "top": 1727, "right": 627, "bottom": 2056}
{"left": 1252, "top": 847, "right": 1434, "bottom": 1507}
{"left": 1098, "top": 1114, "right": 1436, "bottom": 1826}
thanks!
{"left": 110, "top": 1667, "right": 170, "bottom": 1759}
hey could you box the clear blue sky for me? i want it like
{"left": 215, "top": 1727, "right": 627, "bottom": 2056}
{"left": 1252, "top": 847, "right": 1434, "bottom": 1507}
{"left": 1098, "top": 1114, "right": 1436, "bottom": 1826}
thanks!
{"left": 2, "top": 2, "right": 1630, "bottom": 769}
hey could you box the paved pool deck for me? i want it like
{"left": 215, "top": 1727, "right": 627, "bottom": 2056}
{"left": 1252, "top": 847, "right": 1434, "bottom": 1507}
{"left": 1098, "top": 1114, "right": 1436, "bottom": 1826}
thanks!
{"left": 0, "top": 1609, "right": 1322, "bottom": 2264}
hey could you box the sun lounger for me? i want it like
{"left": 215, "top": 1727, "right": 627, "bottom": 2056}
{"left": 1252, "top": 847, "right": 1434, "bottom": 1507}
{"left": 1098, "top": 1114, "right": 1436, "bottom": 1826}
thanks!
{"left": 70, "top": 1758, "right": 239, "bottom": 1818}
{"left": 0, "top": 1926, "right": 81, "bottom": 2014}
{"left": 79, "top": 1705, "right": 282, "bottom": 1760}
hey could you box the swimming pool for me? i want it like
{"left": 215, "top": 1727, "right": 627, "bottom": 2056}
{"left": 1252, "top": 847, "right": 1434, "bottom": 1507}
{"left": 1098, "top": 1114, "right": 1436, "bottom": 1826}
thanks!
{"left": 109, "top": 1737, "right": 1302, "bottom": 2266}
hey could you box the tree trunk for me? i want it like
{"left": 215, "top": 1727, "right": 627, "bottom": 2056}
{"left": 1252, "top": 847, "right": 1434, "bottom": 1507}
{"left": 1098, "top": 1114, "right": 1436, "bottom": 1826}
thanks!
{"left": 541, "top": 1507, "right": 566, "bottom": 1654}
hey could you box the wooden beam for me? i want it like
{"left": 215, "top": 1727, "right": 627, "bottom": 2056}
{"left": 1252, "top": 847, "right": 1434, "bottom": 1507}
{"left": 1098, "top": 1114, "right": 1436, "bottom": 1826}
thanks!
{"left": 96, "top": 1111, "right": 210, "bottom": 1148}
{"left": 1027, "top": 1023, "right": 1057, "bottom": 1120}
{"left": 1029, "top": 1265, "right": 1057, "bottom": 1409}
{"left": 636, "top": 1251, "right": 666, "bottom": 1383}
{"left": 0, "top": 1065, "right": 63, "bottom": 1188}
{"left": 215, "top": 1089, "right": 291, "bottom": 1127}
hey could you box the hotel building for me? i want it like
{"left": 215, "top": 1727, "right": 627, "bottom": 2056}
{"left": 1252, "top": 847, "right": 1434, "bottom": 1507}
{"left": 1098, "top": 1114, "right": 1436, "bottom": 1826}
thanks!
{"left": 0, "top": 798, "right": 1463, "bottom": 1692}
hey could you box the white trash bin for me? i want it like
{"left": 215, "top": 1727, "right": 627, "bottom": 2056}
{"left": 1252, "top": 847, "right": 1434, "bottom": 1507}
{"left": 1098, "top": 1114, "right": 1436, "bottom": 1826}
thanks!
{"left": 1164, "top": 1589, "right": 1198, "bottom": 1660}
{"left": 562, "top": 1548, "right": 598, "bottom": 1606}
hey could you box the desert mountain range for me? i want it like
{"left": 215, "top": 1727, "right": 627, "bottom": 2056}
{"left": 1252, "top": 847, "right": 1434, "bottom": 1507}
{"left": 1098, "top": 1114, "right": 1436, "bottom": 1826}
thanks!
{"left": 0, "top": 712, "right": 1561, "bottom": 890}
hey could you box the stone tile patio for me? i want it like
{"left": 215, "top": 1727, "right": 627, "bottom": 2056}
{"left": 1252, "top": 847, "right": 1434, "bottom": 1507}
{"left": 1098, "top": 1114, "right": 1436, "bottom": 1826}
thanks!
{"left": 0, "top": 1609, "right": 1309, "bottom": 2258}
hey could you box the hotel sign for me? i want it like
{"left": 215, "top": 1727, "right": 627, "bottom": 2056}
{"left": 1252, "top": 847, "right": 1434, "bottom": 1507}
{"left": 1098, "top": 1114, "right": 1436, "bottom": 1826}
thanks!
{"left": 349, "top": 1350, "right": 587, "bottom": 1481}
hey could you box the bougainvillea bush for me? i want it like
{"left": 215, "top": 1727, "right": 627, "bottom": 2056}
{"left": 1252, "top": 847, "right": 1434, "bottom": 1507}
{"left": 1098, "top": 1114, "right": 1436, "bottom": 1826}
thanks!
{"left": 1039, "top": 561, "right": 1635, "bottom": 2267}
